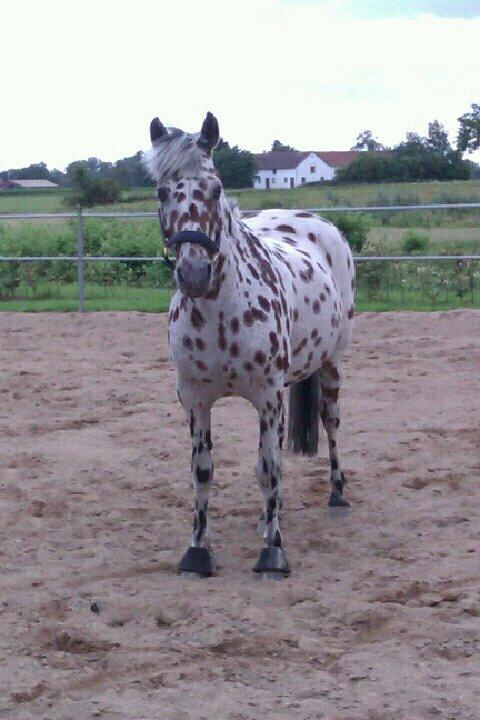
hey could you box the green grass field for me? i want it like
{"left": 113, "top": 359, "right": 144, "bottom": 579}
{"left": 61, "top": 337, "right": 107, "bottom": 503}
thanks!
{"left": 1, "top": 178, "right": 480, "bottom": 215}
{"left": 1, "top": 276, "right": 478, "bottom": 313}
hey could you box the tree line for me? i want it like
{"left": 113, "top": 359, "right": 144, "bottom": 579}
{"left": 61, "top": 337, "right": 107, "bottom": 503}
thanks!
{"left": 339, "top": 113, "right": 480, "bottom": 182}
{"left": 1, "top": 103, "right": 479, "bottom": 191}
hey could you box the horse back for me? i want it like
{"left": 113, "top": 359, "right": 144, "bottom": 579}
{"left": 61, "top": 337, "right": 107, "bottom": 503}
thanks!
{"left": 244, "top": 209, "right": 355, "bottom": 339}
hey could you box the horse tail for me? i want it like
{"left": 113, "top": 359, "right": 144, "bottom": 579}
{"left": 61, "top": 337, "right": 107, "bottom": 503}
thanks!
{"left": 287, "top": 370, "right": 320, "bottom": 455}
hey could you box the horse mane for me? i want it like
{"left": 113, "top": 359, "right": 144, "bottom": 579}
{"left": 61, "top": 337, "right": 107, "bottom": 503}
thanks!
{"left": 143, "top": 128, "right": 204, "bottom": 183}
{"left": 227, "top": 196, "right": 241, "bottom": 220}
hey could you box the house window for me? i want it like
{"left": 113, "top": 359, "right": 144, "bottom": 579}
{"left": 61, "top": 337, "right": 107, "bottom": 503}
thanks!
{"left": 272, "top": 169, "right": 277, "bottom": 175}
{"left": 272, "top": 178, "right": 276, "bottom": 184}
{"left": 301, "top": 177, "right": 306, "bottom": 183}
{"left": 283, "top": 177, "right": 288, "bottom": 183}
{"left": 310, "top": 166, "right": 315, "bottom": 173}
{"left": 320, "top": 176, "right": 324, "bottom": 181}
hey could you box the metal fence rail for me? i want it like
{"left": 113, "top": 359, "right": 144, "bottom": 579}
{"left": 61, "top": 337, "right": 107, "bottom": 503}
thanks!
{"left": 2, "top": 202, "right": 480, "bottom": 221}
{"left": 1, "top": 206, "right": 479, "bottom": 311}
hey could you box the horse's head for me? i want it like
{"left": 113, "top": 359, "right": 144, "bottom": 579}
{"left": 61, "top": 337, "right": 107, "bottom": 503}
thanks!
{"left": 144, "top": 112, "right": 226, "bottom": 299}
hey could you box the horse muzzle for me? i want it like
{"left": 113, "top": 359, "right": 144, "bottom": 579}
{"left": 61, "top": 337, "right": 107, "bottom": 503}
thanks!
{"left": 176, "top": 258, "right": 212, "bottom": 298}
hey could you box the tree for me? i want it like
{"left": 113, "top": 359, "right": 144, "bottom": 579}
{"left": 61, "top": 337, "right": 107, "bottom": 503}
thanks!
{"left": 427, "top": 120, "right": 451, "bottom": 156}
{"left": 271, "top": 140, "right": 296, "bottom": 151}
{"left": 338, "top": 122, "right": 470, "bottom": 183}
{"left": 64, "top": 166, "right": 121, "bottom": 208}
{"left": 457, "top": 103, "right": 480, "bottom": 153}
{"left": 213, "top": 140, "right": 255, "bottom": 188}
{"left": 351, "top": 130, "right": 385, "bottom": 151}
{"left": 4, "top": 162, "right": 53, "bottom": 180}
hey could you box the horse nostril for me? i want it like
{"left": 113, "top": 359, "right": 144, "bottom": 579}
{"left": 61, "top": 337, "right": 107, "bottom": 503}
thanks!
{"left": 207, "top": 264, "right": 212, "bottom": 283}
{"left": 177, "top": 267, "right": 184, "bottom": 284}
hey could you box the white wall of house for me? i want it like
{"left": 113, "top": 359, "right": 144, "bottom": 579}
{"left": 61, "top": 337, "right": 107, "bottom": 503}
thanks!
{"left": 295, "top": 153, "right": 335, "bottom": 185}
{"left": 254, "top": 168, "right": 297, "bottom": 189}
{"left": 253, "top": 153, "right": 336, "bottom": 190}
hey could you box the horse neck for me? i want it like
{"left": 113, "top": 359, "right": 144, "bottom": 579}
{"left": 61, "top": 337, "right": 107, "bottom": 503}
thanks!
{"left": 193, "top": 198, "right": 244, "bottom": 313}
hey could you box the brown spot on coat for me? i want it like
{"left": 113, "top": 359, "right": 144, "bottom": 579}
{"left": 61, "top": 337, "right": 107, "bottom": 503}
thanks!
{"left": 189, "top": 203, "right": 199, "bottom": 222}
{"left": 269, "top": 332, "right": 279, "bottom": 355}
{"left": 190, "top": 307, "right": 205, "bottom": 329}
{"left": 293, "top": 338, "right": 307, "bottom": 356}
{"left": 254, "top": 350, "right": 266, "bottom": 366}
{"left": 276, "top": 224, "right": 296, "bottom": 233}
{"left": 258, "top": 295, "right": 271, "bottom": 312}
{"left": 218, "top": 322, "right": 227, "bottom": 351}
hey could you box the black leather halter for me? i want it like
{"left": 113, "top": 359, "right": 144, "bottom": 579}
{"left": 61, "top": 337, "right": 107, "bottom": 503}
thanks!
{"left": 158, "top": 210, "right": 218, "bottom": 272}
{"left": 164, "top": 230, "right": 218, "bottom": 255}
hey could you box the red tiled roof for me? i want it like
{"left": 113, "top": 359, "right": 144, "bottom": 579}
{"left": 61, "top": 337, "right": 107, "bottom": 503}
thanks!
{"left": 316, "top": 151, "right": 361, "bottom": 168}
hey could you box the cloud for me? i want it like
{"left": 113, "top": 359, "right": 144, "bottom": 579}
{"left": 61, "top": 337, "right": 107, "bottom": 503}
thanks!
{"left": 1, "top": 0, "right": 479, "bottom": 168}
{"left": 339, "top": 0, "right": 480, "bottom": 19}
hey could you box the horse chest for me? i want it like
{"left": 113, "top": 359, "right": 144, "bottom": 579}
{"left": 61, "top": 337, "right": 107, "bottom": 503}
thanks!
{"left": 168, "top": 295, "right": 287, "bottom": 395}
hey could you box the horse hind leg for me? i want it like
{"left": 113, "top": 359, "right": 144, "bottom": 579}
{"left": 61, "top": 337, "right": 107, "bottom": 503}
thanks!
{"left": 319, "top": 360, "right": 350, "bottom": 509}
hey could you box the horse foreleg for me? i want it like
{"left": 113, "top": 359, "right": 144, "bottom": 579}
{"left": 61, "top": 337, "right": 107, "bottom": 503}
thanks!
{"left": 177, "top": 395, "right": 215, "bottom": 576}
{"left": 319, "top": 362, "right": 350, "bottom": 508}
{"left": 253, "top": 393, "right": 290, "bottom": 576}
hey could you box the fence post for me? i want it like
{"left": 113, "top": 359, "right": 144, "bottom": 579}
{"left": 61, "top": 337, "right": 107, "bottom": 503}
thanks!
{"left": 76, "top": 208, "right": 85, "bottom": 312}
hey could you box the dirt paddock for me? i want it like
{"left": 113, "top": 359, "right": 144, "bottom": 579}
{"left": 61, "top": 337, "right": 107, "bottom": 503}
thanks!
{"left": 0, "top": 310, "right": 479, "bottom": 720}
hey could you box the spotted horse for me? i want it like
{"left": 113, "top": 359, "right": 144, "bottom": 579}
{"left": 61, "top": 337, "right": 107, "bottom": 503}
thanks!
{"left": 144, "top": 112, "right": 355, "bottom": 577}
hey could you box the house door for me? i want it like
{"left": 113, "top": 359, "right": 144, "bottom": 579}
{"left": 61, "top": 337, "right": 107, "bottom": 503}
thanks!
{"left": 290, "top": 178, "right": 294, "bottom": 188}
{"left": 266, "top": 178, "right": 270, "bottom": 190}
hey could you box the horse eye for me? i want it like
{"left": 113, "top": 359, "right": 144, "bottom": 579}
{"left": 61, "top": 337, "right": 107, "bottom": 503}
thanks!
{"left": 157, "top": 187, "right": 169, "bottom": 203}
{"left": 212, "top": 184, "right": 221, "bottom": 201}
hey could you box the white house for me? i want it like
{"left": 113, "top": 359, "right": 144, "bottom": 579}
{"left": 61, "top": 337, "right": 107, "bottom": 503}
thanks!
{"left": 252, "top": 150, "right": 362, "bottom": 189}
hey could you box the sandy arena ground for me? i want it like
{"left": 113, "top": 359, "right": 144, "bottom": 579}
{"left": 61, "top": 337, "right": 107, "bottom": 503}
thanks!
{"left": 0, "top": 310, "right": 479, "bottom": 720}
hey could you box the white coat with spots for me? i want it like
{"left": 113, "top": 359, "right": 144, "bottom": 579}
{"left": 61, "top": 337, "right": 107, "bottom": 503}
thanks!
{"left": 144, "top": 113, "right": 355, "bottom": 576}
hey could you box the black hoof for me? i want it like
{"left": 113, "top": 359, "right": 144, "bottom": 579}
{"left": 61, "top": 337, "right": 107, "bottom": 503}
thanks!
{"left": 328, "top": 492, "right": 350, "bottom": 508}
{"left": 253, "top": 546, "right": 290, "bottom": 576}
{"left": 178, "top": 546, "right": 215, "bottom": 577}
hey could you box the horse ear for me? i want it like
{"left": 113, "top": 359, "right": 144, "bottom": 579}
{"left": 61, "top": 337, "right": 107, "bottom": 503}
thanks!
{"left": 198, "top": 112, "right": 219, "bottom": 154}
{"left": 150, "top": 117, "right": 167, "bottom": 144}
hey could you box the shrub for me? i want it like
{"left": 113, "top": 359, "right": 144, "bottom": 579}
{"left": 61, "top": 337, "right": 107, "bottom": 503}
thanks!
{"left": 356, "top": 237, "right": 384, "bottom": 299}
{"left": 329, "top": 213, "right": 371, "bottom": 253}
{"left": 401, "top": 230, "right": 429, "bottom": 254}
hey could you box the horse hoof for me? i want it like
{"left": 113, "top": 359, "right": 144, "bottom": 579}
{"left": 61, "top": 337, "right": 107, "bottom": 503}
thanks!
{"left": 253, "top": 546, "right": 290, "bottom": 576}
{"left": 328, "top": 492, "right": 350, "bottom": 508}
{"left": 178, "top": 546, "right": 215, "bottom": 577}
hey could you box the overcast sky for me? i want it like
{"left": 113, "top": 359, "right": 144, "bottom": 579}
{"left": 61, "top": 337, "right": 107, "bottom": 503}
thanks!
{"left": 2, "top": 0, "right": 479, "bottom": 170}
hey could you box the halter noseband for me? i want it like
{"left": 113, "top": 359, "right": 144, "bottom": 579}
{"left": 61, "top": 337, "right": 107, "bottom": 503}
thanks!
{"left": 164, "top": 230, "right": 218, "bottom": 255}
{"left": 159, "top": 208, "right": 219, "bottom": 272}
